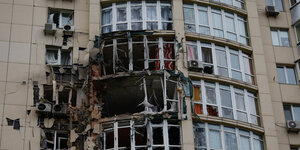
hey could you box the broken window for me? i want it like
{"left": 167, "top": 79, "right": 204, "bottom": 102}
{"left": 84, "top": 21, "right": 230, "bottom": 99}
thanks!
{"left": 193, "top": 123, "right": 206, "bottom": 149}
{"left": 100, "top": 73, "right": 180, "bottom": 117}
{"left": 101, "top": 1, "right": 172, "bottom": 33}
{"left": 43, "top": 84, "right": 77, "bottom": 105}
{"left": 48, "top": 9, "right": 74, "bottom": 28}
{"left": 191, "top": 80, "right": 260, "bottom": 126}
{"left": 100, "top": 36, "right": 175, "bottom": 76}
{"left": 46, "top": 46, "right": 72, "bottom": 66}
{"left": 102, "top": 119, "right": 181, "bottom": 150}
{"left": 41, "top": 130, "right": 69, "bottom": 150}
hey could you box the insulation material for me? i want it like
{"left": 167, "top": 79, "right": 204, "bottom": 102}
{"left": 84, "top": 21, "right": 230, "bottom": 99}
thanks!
{"left": 84, "top": 137, "right": 95, "bottom": 150}
{"left": 58, "top": 85, "right": 64, "bottom": 92}
{"left": 59, "top": 67, "right": 65, "bottom": 74}
{"left": 70, "top": 129, "right": 79, "bottom": 143}
{"left": 44, "top": 118, "right": 55, "bottom": 128}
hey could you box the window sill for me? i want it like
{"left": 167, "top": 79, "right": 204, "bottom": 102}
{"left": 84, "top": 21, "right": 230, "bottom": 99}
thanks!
{"left": 185, "top": 32, "right": 253, "bottom": 53}
{"left": 189, "top": 71, "right": 258, "bottom": 91}
{"left": 192, "top": 114, "right": 264, "bottom": 133}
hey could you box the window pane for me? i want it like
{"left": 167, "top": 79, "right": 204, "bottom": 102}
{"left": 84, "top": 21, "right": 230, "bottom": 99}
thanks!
{"left": 147, "top": 22, "right": 158, "bottom": 30}
{"left": 183, "top": 8, "right": 195, "bottom": 24}
{"left": 207, "top": 105, "right": 219, "bottom": 116}
{"left": 147, "top": 6, "right": 157, "bottom": 20}
{"left": 223, "top": 108, "right": 234, "bottom": 119}
{"left": 286, "top": 67, "right": 296, "bottom": 84}
{"left": 220, "top": 89, "right": 232, "bottom": 107}
{"left": 117, "top": 23, "right": 127, "bottom": 30}
{"left": 162, "top": 22, "right": 173, "bottom": 30}
{"left": 202, "top": 47, "right": 213, "bottom": 64}
{"left": 131, "top": 6, "right": 142, "bottom": 21}
{"left": 117, "top": 7, "right": 127, "bottom": 22}
{"left": 209, "top": 130, "right": 222, "bottom": 149}
{"left": 293, "top": 106, "right": 300, "bottom": 121}
{"left": 185, "top": 24, "right": 196, "bottom": 32}
{"left": 62, "top": 13, "right": 73, "bottom": 26}
{"left": 226, "top": 16, "right": 235, "bottom": 32}
{"left": 224, "top": 0, "right": 233, "bottom": 5}
{"left": 199, "top": 11, "right": 208, "bottom": 25}
{"left": 153, "top": 127, "right": 164, "bottom": 144}
{"left": 132, "top": 22, "right": 143, "bottom": 30}
{"left": 194, "top": 127, "right": 206, "bottom": 147}
{"left": 240, "top": 136, "right": 251, "bottom": 150}
{"left": 212, "top": 12, "right": 222, "bottom": 29}
{"left": 102, "top": 9, "right": 112, "bottom": 25}
{"left": 187, "top": 44, "right": 198, "bottom": 60}
{"left": 102, "top": 26, "right": 112, "bottom": 33}
{"left": 237, "top": 111, "right": 248, "bottom": 122}
{"left": 280, "top": 31, "right": 290, "bottom": 46}
{"left": 271, "top": 31, "right": 280, "bottom": 46}
{"left": 206, "top": 86, "right": 216, "bottom": 104}
{"left": 277, "top": 67, "right": 286, "bottom": 83}
{"left": 232, "top": 70, "right": 242, "bottom": 80}
{"left": 266, "top": 0, "right": 274, "bottom": 6}
{"left": 161, "top": 6, "right": 172, "bottom": 21}
{"left": 274, "top": 0, "right": 284, "bottom": 11}
{"left": 248, "top": 96, "right": 258, "bottom": 115}
{"left": 230, "top": 53, "right": 240, "bottom": 70}
{"left": 199, "top": 26, "right": 210, "bottom": 35}
{"left": 235, "top": 92, "right": 245, "bottom": 110}
{"left": 296, "top": 23, "right": 300, "bottom": 43}
{"left": 225, "top": 132, "right": 238, "bottom": 150}
{"left": 253, "top": 139, "right": 264, "bottom": 150}
{"left": 216, "top": 50, "right": 227, "bottom": 67}
{"left": 283, "top": 105, "right": 292, "bottom": 121}
{"left": 238, "top": 19, "right": 247, "bottom": 36}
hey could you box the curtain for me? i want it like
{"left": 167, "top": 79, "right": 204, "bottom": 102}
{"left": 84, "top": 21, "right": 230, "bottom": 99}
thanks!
{"left": 131, "top": 6, "right": 142, "bottom": 21}
{"left": 187, "top": 45, "right": 198, "bottom": 60}
{"left": 161, "top": 6, "right": 172, "bottom": 21}
{"left": 147, "top": 6, "right": 157, "bottom": 20}
{"left": 240, "top": 136, "right": 251, "bottom": 150}
{"left": 225, "top": 132, "right": 237, "bottom": 150}
{"left": 61, "top": 51, "right": 71, "bottom": 65}
{"left": 117, "top": 7, "right": 127, "bottom": 22}
{"left": 206, "top": 86, "right": 216, "bottom": 104}
{"left": 102, "top": 9, "right": 112, "bottom": 25}
{"left": 209, "top": 130, "right": 222, "bottom": 149}
{"left": 183, "top": 8, "right": 195, "bottom": 24}
{"left": 46, "top": 51, "right": 58, "bottom": 64}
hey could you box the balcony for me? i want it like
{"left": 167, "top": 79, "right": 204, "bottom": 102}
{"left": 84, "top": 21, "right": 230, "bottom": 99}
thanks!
{"left": 291, "top": 2, "right": 300, "bottom": 24}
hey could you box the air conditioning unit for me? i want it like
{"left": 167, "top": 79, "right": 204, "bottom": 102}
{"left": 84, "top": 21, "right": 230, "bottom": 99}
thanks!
{"left": 63, "top": 24, "right": 74, "bottom": 36}
{"left": 52, "top": 104, "right": 68, "bottom": 115}
{"left": 188, "top": 60, "right": 204, "bottom": 71}
{"left": 36, "top": 102, "right": 52, "bottom": 113}
{"left": 44, "top": 23, "right": 57, "bottom": 35}
{"left": 265, "top": 6, "right": 279, "bottom": 17}
{"left": 286, "top": 120, "right": 300, "bottom": 132}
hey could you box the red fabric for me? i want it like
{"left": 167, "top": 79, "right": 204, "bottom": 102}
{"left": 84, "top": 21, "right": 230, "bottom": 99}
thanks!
{"left": 155, "top": 44, "right": 174, "bottom": 70}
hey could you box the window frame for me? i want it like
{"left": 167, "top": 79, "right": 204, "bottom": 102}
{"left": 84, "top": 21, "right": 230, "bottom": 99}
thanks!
{"left": 276, "top": 66, "right": 297, "bottom": 84}
{"left": 294, "top": 22, "right": 300, "bottom": 45}
{"left": 270, "top": 29, "right": 290, "bottom": 47}
{"left": 193, "top": 122, "right": 265, "bottom": 150}
{"left": 48, "top": 9, "right": 74, "bottom": 28}
{"left": 266, "top": 0, "right": 284, "bottom": 11}
{"left": 45, "top": 46, "right": 72, "bottom": 66}
{"left": 101, "top": 1, "right": 173, "bottom": 33}
{"left": 211, "top": 0, "right": 245, "bottom": 9}
{"left": 103, "top": 120, "right": 182, "bottom": 150}
{"left": 186, "top": 41, "right": 255, "bottom": 84}
{"left": 192, "top": 80, "right": 261, "bottom": 126}
{"left": 183, "top": 4, "right": 249, "bottom": 45}
{"left": 289, "top": 0, "right": 300, "bottom": 7}
{"left": 283, "top": 104, "right": 300, "bottom": 121}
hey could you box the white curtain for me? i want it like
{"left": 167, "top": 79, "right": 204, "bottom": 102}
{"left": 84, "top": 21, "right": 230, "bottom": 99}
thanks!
{"left": 131, "top": 6, "right": 142, "bottom": 21}
{"left": 225, "top": 133, "right": 237, "bottom": 150}
{"left": 102, "top": 9, "right": 112, "bottom": 25}
{"left": 46, "top": 51, "right": 58, "bottom": 64}
{"left": 147, "top": 6, "right": 157, "bottom": 20}
{"left": 209, "top": 130, "right": 222, "bottom": 149}
{"left": 161, "top": 6, "right": 172, "bottom": 21}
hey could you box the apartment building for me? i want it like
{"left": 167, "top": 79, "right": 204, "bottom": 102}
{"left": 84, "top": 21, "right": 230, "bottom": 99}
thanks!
{"left": 0, "top": 0, "right": 300, "bottom": 149}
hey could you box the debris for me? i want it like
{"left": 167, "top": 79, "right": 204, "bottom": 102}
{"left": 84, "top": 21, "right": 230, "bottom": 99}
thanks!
{"left": 44, "top": 118, "right": 55, "bottom": 128}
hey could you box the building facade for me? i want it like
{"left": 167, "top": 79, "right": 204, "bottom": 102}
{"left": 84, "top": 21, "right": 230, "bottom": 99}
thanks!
{"left": 0, "top": 0, "right": 299, "bottom": 150}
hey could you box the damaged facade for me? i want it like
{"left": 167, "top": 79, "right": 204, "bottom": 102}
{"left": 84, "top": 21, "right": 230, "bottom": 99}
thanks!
{"left": 1, "top": 0, "right": 300, "bottom": 150}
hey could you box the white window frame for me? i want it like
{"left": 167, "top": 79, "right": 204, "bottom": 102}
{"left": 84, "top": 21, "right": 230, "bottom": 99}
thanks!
{"left": 211, "top": 0, "right": 245, "bottom": 9}
{"left": 289, "top": 0, "right": 300, "bottom": 7}
{"left": 266, "top": 0, "right": 284, "bottom": 11}
{"left": 276, "top": 66, "right": 297, "bottom": 84}
{"left": 271, "top": 29, "right": 290, "bottom": 47}
{"left": 48, "top": 10, "right": 74, "bottom": 28}
{"left": 294, "top": 22, "right": 300, "bottom": 44}
{"left": 45, "top": 47, "right": 72, "bottom": 66}
{"left": 193, "top": 122, "right": 264, "bottom": 150}
{"left": 101, "top": 1, "right": 172, "bottom": 33}
{"left": 186, "top": 41, "right": 255, "bottom": 84}
{"left": 192, "top": 80, "right": 261, "bottom": 126}
{"left": 183, "top": 4, "right": 249, "bottom": 45}
{"left": 103, "top": 120, "right": 181, "bottom": 150}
